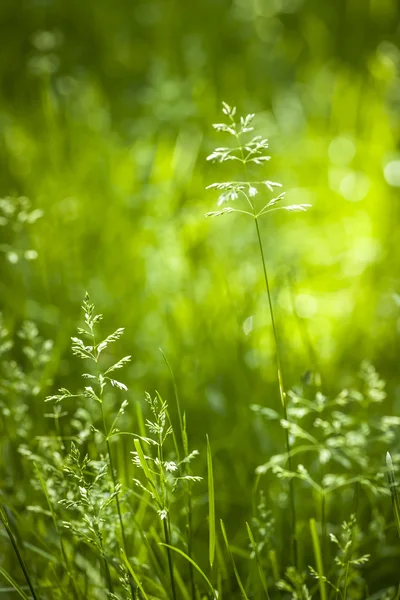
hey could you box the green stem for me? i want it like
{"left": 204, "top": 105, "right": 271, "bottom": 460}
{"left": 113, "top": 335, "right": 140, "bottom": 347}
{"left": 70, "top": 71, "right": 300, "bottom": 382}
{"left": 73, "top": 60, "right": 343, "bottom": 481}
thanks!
{"left": 310, "top": 518, "right": 327, "bottom": 600}
{"left": 91, "top": 314, "right": 134, "bottom": 597}
{"left": 101, "top": 405, "right": 135, "bottom": 599}
{"left": 320, "top": 490, "right": 327, "bottom": 564}
{"left": 35, "top": 464, "right": 80, "bottom": 599}
{"left": 163, "top": 519, "right": 177, "bottom": 600}
{"left": 161, "top": 351, "right": 196, "bottom": 599}
{"left": 0, "top": 508, "right": 38, "bottom": 600}
{"left": 233, "top": 119, "right": 297, "bottom": 566}
{"left": 187, "top": 493, "right": 196, "bottom": 600}
{"left": 102, "top": 552, "right": 114, "bottom": 596}
{"left": 254, "top": 217, "right": 298, "bottom": 568}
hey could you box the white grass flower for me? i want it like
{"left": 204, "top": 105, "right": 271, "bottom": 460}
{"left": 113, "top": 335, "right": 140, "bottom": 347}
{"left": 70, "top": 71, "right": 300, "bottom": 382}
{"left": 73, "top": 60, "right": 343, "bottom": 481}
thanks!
{"left": 249, "top": 186, "right": 258, "bottom": 197}
{"left": 164, "top": 461, "right": 178, "bottom": 473}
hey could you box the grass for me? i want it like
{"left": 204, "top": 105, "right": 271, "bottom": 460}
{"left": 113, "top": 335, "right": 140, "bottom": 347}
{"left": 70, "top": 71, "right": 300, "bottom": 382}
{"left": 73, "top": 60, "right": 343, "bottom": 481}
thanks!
{"left": 1, "top": 101, "right": 400, "bottom": 600}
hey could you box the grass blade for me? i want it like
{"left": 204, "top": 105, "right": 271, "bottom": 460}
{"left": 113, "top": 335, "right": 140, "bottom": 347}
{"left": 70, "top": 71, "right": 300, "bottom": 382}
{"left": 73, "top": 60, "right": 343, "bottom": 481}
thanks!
{"left": 220, "top": 519, "right": 250, "bottom": 600}
{"left": 207, "top": 434, "right": 216, "bottom": 568}
{"left": 159, "top": 544, "right": 217, "bottom": 598}
{"left": 0, "top": 506, "right": 38, "bottom": 600}
{"left": 134, "top": 438, "right": 159, "bottom": 503}
{"left": 386, "top": 452, "right": 400, "bottom": 537}
{"left": 310, "top": 518, "right": 327, "bottom": 600}
{"left": 0, "top": 565, "right": 30, "bottom": 600}
{"left": 120, "top": 549, "right": 150, "bottom": 600}
{"left": 246, "top": 522, "right": 270, "bottom": 599}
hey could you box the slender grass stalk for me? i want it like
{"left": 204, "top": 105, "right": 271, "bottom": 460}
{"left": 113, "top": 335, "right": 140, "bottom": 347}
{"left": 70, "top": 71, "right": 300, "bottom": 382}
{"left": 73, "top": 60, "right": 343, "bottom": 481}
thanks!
{"left": 157, "top": 409, "right": 177, "bottom": 600}
{"left": 161, "top": 349, "right": 196, "bottom": 599}
{"left": 0, "top": 564, "right": 30, "bottom": 600}
{"left": 310, "top": 518, "right": 327, "bottom": 600}
{"left": 163, "top": 520, "right": 177, "bottom": 600}
{"left": 268, "top": 549, "right": 280, "bottom": 583}
{"left": 246, "top": 521, "right": 271, "bottom": 599}
{"left": 207, "top": 434, "right": 216, "bottom": 569}
{"left": 121, "top": 549, "right": 150, "bottom": 600}
{"left": 342, "top": 487, "right": 360, "bottom": 600}
{"left": 214, "top": 108, "right": 299, "bottom": 567}
{"left": 135, "top": 521, "right": 171, "bottom": 593}
{"left": 0, "top": 505, "right": 39, "bottom": 600}
{"left": 160, "top": 544, "right": 217, "bottom": 598}
{"left": 253, "top": 217, "right": 298, "bottom": 566}
{"left": 102, "top": 550, "right": 114, "bottom": 596}
{"left": 320, "top": 489, "right": 327, "bottom": 565}
{"left": 387, "top": 452, "right": 400, "bottom": 537}
{"left": 34, "top": 463, "right": 80, "bottom": 599}
{"left": 86, "top": 307, "right": 135, "bottom": 599}
{"left": 220, "top": 519, "right": 250, "bottom": 600}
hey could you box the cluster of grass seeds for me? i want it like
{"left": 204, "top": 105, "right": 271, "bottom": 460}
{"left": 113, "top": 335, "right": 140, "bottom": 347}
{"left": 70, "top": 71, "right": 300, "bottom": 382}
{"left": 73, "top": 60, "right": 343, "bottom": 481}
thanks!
{"left": 2, "top": 107, "right": 400, "bottom": 600}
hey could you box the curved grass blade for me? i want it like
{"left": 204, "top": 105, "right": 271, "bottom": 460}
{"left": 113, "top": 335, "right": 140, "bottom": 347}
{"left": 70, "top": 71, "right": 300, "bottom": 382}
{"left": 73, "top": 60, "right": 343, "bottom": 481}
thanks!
{"left": 159, "top": 544, "right": 217, "bottom": 598}
{"left": 220, "top": 519, "right": 250, "bottom": 600}
{"left": 0, "top": 565, "right": 30, "bottom": 600}
{"left": 0, "top": 506, "right": 38, "bottom": 600}
{"left": 246, "top": 522, "right": 270, "bottom": 599}
{"left": 120, "top": 549, "right": 150, "bottom": 600}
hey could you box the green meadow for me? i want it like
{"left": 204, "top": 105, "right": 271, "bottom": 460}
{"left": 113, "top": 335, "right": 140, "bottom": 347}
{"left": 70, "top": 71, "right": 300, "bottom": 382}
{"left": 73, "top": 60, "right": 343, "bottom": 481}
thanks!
{"left": 1, "top": 1, "right": 400, "bottom": 598}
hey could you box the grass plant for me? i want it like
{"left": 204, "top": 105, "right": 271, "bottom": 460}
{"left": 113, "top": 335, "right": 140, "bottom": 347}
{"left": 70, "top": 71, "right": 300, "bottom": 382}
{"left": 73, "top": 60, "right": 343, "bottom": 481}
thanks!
{"left": 1, "top": 105, "right": 400, "bottom": 600}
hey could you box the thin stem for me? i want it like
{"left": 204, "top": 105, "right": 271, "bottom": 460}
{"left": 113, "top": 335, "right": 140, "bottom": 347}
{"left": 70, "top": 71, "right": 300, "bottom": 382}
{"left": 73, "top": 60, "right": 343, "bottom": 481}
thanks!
{"left": 160, "top": 350, "right": 196, "bottom": 599}
{"left": 231, "top": 116, "right": 298, "bottom": 568}
{"left": 101, "top": 405, "right": 135, "bottom": 599}
{"left": 254, "top": 217, "right": 298, "bottom": 568}
{"left": 91, "top": 318, "right": 134, "bottom": 600}
{"left": 102, "top": 550, "right": 114, "bottom": 596}
{"left": 320, "top": 489, "right": 327, "bottom": 569}
{"left": 310, "top": 518, "right": 327, "bottom": 600}
{"left": 163, "top": 517, "right": 177, "bottom": 600}
{"left": 156, "top": 418, "right": 177, "bottom": 600}
{"left": 0, "top": 508, "right": 39, "bottom": 600}
{"left": 35, "top": 464, "right": 80, "bottom": 599}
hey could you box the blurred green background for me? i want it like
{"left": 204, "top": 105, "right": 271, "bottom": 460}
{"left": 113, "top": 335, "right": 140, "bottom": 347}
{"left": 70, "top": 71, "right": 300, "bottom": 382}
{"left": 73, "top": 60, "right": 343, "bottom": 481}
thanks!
{"left": 1, "top": 0, "right": 400, "bottom": 552}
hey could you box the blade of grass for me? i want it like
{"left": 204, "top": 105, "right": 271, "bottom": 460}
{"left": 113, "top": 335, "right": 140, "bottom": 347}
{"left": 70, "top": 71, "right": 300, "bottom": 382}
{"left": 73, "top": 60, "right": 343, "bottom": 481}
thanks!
{"left": 246, "top": 522, "right": 270, "bottom": 599}
{"left": 0, "top": 565, "right": 30, "bottom": 600}
{"left": 268, "top": 549, "right": 279, "bottom": 584}
{"left": 120, "top": 549, "right": 150, "bottom": 600}
{"left": 134, "top": 439, "right": 159, "bottom": 501}
{"left": 34, "top": 463, "right": 80, "bottom": 599}
{"left": 220, "top": 519, "right": 250, "bottom": 600}
{"left": 161, "top": 350, "right": 195, "bottom": 599}
{"left": 160, "top": 349, "right": 184, "bottom": 451}
{"left": 159, "top": 544, "right": 217, "bottom": 598}
{"left": 0, "top": 506, "right": 38, "bottom": 600}
{"left": 386, "top": 452, "right": 400, "bottom": 537}
{"left": 207, "top": 434, "right": 216, "bottom": 568}
{"left": 310, "top": 518, "right": 327, "bottom": 600}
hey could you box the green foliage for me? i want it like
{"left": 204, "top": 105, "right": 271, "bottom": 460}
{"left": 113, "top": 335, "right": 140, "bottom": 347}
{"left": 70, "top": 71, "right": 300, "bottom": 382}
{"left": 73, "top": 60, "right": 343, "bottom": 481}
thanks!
{"left": 2, "top": 2, "right": 400, "bottom": 594}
